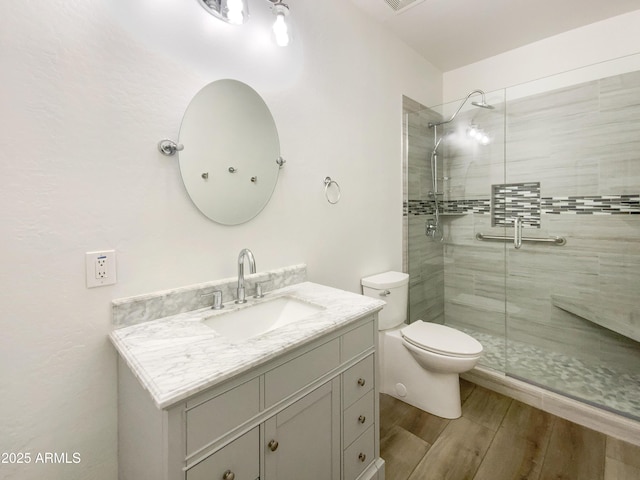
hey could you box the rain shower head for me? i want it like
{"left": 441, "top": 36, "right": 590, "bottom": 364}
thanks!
{"left": 471, "top": 100, "right": 494, "bottom": 109}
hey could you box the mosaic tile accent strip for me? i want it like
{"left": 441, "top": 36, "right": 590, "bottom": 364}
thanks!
{"left": 405, "top": 199, "right": 436, "bottom": 216}
{"left": 541, "top": 195, "right": 640, "bottom": 215}
{"left": 404, "top": 199, "right": 490, "bottom": 216}
{"left": 492, "top": 182, "right": 541, "bottom": 228}
{"left": 442, "top": 199, "right": 491, "bottom": 215}
{"left": 405, "top": 194, "right": 640, "bottom": 217}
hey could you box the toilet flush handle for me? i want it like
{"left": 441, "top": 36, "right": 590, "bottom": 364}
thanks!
{"left": 379, "top": 290, "right": 391, "bottom": 297}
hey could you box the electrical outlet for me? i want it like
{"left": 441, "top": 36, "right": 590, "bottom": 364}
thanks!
{"left": 96, "top": 256, "right": 107, "bottom": 279}
{"left": 86, "top": 250, "right": 117, "bottom": 288}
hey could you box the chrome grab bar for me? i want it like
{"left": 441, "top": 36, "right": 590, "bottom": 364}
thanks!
{"left": 475, "top": 232, "right": 566, "bottom": 246}
{"left": 513, "top": 217, "right": 523, "bottom": 250}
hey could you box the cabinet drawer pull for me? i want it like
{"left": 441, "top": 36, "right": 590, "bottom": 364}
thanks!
{"left": 358, "top": 415, "right": 366, "bottom": 424}
{"left": 357, "top": 378, "right": 366, "bottom": 387}
{"left": 268, "top": 439, "right": 279, "bottom": 452}
{"left": 358, "top": 452, "right": 366, "bottom": 462}
{"left": 222, "top": 470, "right": 235, "bottom": 480}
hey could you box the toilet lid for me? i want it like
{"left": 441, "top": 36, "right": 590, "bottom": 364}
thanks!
{"left": 400, "top": 320, "right": 483, "bottom": 358}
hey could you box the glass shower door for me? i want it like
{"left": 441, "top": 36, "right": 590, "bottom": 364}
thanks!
{"left": 503, "top": 66, "right": 640, "bottom": 420}
{"left": 437, "top": 89, "right": 508, "bottom": 373}
{"left": 404, "top": 100, "right": 446, "bottom": 326}
{"left": 404, "top": 90, "right": 508, "bottom": 373}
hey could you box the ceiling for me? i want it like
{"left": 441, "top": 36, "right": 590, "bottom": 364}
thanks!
{"left": 348, "top": 0, "right": 640, "bottom": 71}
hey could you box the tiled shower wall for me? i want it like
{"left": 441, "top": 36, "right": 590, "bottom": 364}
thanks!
{"left": 404, "top": 70, "right": 640, "bottom": 394}
{"left": 503, "top": 71, "right": 639, "bottom": 378}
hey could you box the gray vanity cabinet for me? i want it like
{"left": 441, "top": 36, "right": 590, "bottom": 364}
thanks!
{"left": 117, "top": 315, "right": 384, "bottom": 480}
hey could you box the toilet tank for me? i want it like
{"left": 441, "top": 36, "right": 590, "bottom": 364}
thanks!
{"left": 361, "top": 271, "right": 409, "bottom": 330}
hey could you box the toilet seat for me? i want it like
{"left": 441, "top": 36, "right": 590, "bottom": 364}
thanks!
{"left": 400, "top": 320, "right": 483, "bottom": 358}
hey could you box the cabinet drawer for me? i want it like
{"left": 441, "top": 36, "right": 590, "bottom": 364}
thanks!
{"left": 343, "top": 390, "right": 375, "bottom": 447}
{"left": 343, "top": 426, "right": 375, "bottom": 480}
{"left": 187, "top": 427, "right": 259, "bottom": 480}
{"left": 341, "top": 320, "right": 374, "bottom": 362}
{"left": 265, "top": 338, "right": 340, "bottom": 407}
{"left": 186, "top": 378, "right": 260, "bottom": 456}
{"left": 342, "top": 355, "right": 374, "bottom": 408}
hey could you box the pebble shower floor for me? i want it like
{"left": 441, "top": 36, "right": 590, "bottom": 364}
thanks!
{"left": 459, "top": 327, "right": 640, "bottom": 421}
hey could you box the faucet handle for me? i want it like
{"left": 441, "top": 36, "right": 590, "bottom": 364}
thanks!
{"left": 254, "top": 281, "right": 270, "bottom": 299}
{"left": 211, "top": 290, "right": 224, "bottom": 310}
{"left": 201, "top": 290, "right": 224, "bottom": 310}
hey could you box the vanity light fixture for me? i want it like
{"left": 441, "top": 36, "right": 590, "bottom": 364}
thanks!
{"left": 198, "top": 0, "right": 292, "bottom": 46}
{"left": 198, "top": 0, "right": 249, "bottom": 25}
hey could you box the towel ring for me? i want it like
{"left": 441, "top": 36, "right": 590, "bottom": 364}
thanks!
{"left": 324, "top": 177, "right": 341, "bottom": 204}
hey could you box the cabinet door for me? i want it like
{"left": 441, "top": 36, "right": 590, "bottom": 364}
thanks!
{"left": 264, "top": 378, "right": 340, "bottom": 480}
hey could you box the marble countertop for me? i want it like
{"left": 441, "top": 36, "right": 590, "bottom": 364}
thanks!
{"left": 110, "top": 282, "right": 385, "bottom": 409}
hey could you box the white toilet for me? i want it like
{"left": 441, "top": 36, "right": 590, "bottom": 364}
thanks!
{"left": 361, "top": 271, "right": 483, "bottom": 419}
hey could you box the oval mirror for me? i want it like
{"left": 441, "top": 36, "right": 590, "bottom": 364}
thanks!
{"left": 178, "top": 79, "right": 281, "bottom": 225}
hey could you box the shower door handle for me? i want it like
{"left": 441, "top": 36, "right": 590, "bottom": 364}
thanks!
{"left": 513, "top": 217, "right": 523, "bottom": 249}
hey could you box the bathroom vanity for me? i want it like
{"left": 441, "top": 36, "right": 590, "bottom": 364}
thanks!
{"left": 111, "top": 272, "right": 385, "bottom": 480}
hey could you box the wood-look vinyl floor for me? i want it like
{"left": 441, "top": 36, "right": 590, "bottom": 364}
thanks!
{"left": 380, "top": 380, "right": 640, "bottom": 480}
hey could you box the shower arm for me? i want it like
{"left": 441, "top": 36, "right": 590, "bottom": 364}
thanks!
{"left": 428, "top": 89, "right": 487, "bottom": 129}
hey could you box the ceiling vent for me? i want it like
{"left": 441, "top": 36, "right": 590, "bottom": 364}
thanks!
{"left": 384, "top": 0, "right": 425, "bottom": 13}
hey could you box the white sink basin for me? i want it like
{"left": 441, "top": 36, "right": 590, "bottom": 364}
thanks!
{"left": 202, "top": 295, "right": 325, "bottom": 343}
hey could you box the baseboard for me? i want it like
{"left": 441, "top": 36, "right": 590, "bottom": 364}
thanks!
{"left": 462, "top": 366, "right": 640, "bottom": 447}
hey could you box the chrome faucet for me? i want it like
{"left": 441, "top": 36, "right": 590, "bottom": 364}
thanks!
{"left": 235, "top": 248, "right": 256, "bottom": 304}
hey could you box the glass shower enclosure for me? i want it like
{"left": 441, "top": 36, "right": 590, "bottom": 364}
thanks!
{"left": 403, "top": 57, "right": 640, "bottom": 420}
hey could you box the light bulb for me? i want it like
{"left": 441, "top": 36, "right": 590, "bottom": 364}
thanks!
{"left": 480, "top": 134, "right": 490, "bottom": 145}
{"left": 468, "top": 126, "right": 478, "bottom": 138}
{"left": 226, "top": 0, "right": 245, "bottom": 25}
{"left": 273, "top": 13, "right": 290, "bottom": 46}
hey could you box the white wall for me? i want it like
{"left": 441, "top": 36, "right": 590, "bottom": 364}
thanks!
{"left": 443, "top": 9, "right": 640, "bottom": 102}
{"left": 0, "top": 1, "right": 441, "bottom": 478}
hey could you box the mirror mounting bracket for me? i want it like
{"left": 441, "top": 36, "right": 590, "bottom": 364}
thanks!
{"left": 157, "top": 139, "right": 184, "bottom": 156}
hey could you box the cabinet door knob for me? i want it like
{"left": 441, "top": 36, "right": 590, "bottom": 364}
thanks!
{"left": 357, "top": 378, "right": 366, "bottom": 387}
{"left": 358, "top": 452, "right": 367, "bottom": 462}
{"left": 358, "top": 415, "right": 366, "bottom": 424}
{"left": 268, "top": 439, "right": 279, "bottom": 452}
{"left": 222, "top": 470, "right": 235, "bottom": 480}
